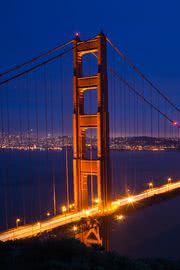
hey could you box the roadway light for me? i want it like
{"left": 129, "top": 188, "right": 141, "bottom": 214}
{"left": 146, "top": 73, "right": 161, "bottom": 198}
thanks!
{"left": 85, "top": 210, "right": 90, "bottom": 216}
{"left": 73, "top": 225, "right": 77, "bottom": 232}
{"left": 61, "top": 205, "right": 67, "bottom": 213}
{"left": 94, "top": 198, "right": 99, "bottom": 204}
{"left": 69, "top": 203, "right": 75, "bottom": 210}
{"left": 167, "top": 177, "right": 172, "bottom": 192}
{"left": 168, "top": 177, "right": 172, "bottom": 183}
{"left": 127, "top": 196, "right": 134, "bottom": 203}
{"left": 148, "top": 182, "right": 153, "bottom": 189}
{"left": 116, "top": 215, "right": 124, "bottom": 221}
{"left": 16, "top": 218, "right": 20, "bottom": 228}
{"left": 46, "top": 212, "right": 50, "bottom": 217}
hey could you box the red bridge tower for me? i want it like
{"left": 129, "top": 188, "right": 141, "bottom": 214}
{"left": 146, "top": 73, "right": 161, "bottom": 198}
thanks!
{"left": 73, "top": 33, "right": 111, "bottom": 211}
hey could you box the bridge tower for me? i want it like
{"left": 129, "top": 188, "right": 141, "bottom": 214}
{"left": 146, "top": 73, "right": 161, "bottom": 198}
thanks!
{"left": 73, "top": 33, "right": 111, "bottom": 211}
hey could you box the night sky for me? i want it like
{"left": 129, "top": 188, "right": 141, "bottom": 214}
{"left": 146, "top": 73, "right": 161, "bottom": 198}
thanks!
{"left": 0, "top": 0, "right": 180, "bottom": 137}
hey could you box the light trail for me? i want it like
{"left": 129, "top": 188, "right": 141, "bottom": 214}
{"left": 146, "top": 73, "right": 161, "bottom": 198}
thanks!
{"left": 0, "top": 180, "right": 180, "bottom": 242}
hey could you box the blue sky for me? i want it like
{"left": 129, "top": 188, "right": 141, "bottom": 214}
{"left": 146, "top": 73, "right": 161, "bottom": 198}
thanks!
{"left": 0, "top": 0, "right": 180, "bottom": 103}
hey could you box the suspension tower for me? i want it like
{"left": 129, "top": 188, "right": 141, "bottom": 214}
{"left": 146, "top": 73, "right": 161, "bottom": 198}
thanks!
{"left": 73, "top": 32, "right": 111, "bottom": 211}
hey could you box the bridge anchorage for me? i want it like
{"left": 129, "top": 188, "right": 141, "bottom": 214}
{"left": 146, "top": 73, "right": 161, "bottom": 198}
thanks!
{"left": 73, "top": 33, "right": 111, "bottom": 211}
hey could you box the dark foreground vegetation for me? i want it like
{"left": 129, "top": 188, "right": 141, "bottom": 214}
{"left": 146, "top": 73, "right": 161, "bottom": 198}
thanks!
{"left": 0, "top": 237, "right": 180, "bottom": 270}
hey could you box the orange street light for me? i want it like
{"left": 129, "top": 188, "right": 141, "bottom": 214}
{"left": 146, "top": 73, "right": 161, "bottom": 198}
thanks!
{"left": 148, "top": 182, "right": 153, "bottom": 189}
{"left": 73, "top": 225, "right": 77, "bottom": 232}
{"left": 168, "top": 177, "right": 172, "bottom": 184}
{"left": 69, "top": 203, "right": 75, "bottom": 210}
{"left": 94, "top": 198, "right": 99, "bottom": 204}
{"left": 61, "top": 205, "right": 67, "bottom": 214}
{"left": 16, "top": 218, "right": 20, "bottom": 228}
{"left": 46, "top": 212, "right": 50, "bottom": 217}
{"left": 116, "top": 214, "right": 124, "bottom": 221}
{"left": 127, "top": 196, "right": 134, "bottom": 203}
{"left": 85, "top": 210, "right": 90, "bottom": 216}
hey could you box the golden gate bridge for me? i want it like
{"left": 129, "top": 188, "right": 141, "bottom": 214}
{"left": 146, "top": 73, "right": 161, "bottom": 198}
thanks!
{"left": 0, "top": 32, "right": 179, "bottom": 242}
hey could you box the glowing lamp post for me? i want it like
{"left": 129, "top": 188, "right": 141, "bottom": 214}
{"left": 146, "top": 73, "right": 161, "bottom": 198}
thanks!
{"left": 69, "top": 203, "right": 75, "bottom": 210}
{"left": 16, "top": 218, "right": 20, "bottom": 228}
{"left": 94, "top": 198, "right": 99, "bottom": 204}
{"left": 61, "top": 205, "right": 67, "bottom": 214}
{"left": 46, "top": 212, "right": 50, "bottom": 217}
{"left": 167, "top": 177, "right": 172, "bottom": 191}
{"left": 168, "top": 177, "right": 172, "bottom": 184}
{"left": 73, "top": 225, "right": 77, "bottom": 237}
{"left": 127, "top": 196, "right": 134, "bottom": 204}
{"left": 116, "top": 214, "right": 124, "bottom": 221}
{"left": 148, "top": 182, "right": 153, "bottom": 190}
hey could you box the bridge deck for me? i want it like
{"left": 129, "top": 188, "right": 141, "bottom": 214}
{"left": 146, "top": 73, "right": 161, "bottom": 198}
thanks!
{"left": 0, "top": 180, "right": 180, "bottom": 242}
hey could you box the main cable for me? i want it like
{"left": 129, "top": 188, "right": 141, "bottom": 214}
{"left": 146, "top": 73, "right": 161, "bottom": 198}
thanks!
{"left": 107, "top": 36, "right": 180, "bottom": 114}
{"left": 0, "top": 40, "right": 73, "bottom": 77}
{"left": 0, "top": 47, "right": 73, "bottom": 86}
{"left": 109, "top": 67, "right": 180, "bottom": 128}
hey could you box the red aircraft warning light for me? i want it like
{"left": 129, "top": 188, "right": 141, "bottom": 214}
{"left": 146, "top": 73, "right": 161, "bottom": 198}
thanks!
{"left": 75, "top": 32, "right": 80, "bottom": 38}
{"left": 173, "top": 121, "right": 178, "bottom": 127}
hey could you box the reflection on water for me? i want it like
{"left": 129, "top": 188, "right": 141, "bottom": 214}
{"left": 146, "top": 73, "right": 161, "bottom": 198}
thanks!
{"left": 0, "top": 150, "right": 180, "bottom": 230}
{"left": 0, "top": 150, "right": 180, "bottom": 258}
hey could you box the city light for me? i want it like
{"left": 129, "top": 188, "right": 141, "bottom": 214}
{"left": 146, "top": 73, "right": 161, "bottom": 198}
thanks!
{"left": 1, "top": 135, "right": 179, "bottom": 152}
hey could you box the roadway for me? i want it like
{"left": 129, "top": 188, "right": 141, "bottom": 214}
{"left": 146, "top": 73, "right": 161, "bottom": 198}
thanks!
{"left": 0, "top": 180, "right": 180, "bottom": 242}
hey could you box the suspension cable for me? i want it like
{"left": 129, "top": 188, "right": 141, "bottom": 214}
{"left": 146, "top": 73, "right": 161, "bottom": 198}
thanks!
{"left": 0, "top": 47, "right": 73, "bottom": 87}
{"left": 0, "top": 40, "right": 73, "bottom": 77}
{"left": 109, "top": 67, "right": 180, "bottom": 128}
{"left": 107, "top": 36, "right": 180, "bottom": 114}
{"left": 0, "top": 35, "right": 97, "bottom": 87}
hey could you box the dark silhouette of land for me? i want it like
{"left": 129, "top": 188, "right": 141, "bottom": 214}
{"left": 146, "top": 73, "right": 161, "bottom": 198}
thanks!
{"left": 0, "top": 236, "right": 180, "bottom": 270}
